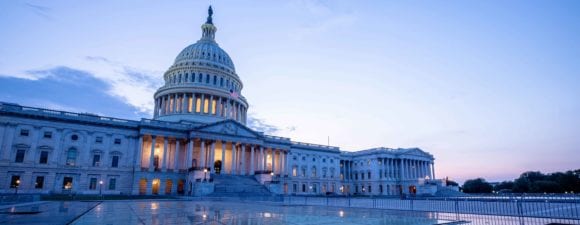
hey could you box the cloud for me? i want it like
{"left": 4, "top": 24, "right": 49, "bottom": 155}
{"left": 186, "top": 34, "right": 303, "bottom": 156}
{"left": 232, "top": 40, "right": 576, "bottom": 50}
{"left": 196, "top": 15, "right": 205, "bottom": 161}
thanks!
{"left": 247, "top": 115, "right": 281, "bottom": 134}
{"left": 0, "top": 66, "right": 149, "bottom": 119}
{"left": 74, "top": 56, "right": 162, "bottom": 115}
{"left": 24, "top": 3, "right": 52, "bottom": 20}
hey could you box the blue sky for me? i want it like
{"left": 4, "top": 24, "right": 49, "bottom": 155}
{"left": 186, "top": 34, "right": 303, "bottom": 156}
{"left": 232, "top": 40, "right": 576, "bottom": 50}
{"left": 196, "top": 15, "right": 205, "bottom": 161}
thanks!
{"left": 1, "top": 0, "right": 579, "bottom": 183}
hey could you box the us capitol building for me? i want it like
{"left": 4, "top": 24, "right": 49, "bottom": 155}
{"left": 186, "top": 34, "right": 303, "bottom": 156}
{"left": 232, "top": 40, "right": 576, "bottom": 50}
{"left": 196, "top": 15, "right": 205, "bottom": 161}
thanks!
{"left": 0, "top": 7, "right": 438, "bottom": 197}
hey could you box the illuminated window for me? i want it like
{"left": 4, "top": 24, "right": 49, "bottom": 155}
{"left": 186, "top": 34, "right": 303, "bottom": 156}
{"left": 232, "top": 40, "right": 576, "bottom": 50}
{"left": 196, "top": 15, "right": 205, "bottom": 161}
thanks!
{"left": 169, "top": 97, "right": 174, "bottom": 113}
{"left": 212, "top": 99, "right": 217, "bottom": 114}
{"left": 176, "top": 96, "right": 181, "bottom": 112}
{"left": 188, "top": 97, "right": 193, "bottom": 112}
{"left": 204, "top": 98, "right": 209, "bottom": 113}
{"left": 195, "top": 97, "right": 201, "bottom": 113}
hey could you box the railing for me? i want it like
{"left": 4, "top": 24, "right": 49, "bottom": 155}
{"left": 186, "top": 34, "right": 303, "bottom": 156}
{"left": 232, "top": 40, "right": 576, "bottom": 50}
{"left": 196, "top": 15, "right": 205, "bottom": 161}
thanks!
{"left": 283, "top": 195, "right": 580, "bottom": 220}
{"left": 291, "top": 141, "right": 340, "bottom": 151}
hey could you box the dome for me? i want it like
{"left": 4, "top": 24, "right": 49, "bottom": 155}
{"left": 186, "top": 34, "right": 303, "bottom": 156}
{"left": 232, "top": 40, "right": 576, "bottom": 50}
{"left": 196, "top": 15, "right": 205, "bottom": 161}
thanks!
{"left": 174, "top": 40, "right": 235, "bottom": 72}
{"left": 153, "top": 6, "right": 248, "bottom": 125}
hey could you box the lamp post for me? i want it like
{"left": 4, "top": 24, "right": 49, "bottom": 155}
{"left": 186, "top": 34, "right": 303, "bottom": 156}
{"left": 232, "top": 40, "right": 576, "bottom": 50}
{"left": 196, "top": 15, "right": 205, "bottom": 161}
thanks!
{"left": 15, "top": 180, "right": 20, "bottom": 195}
{"left": 99, "top": 180, "right": 103, "bottom": 197}
{"left": 203, "top": 168, "right": 208, "bottom": 181}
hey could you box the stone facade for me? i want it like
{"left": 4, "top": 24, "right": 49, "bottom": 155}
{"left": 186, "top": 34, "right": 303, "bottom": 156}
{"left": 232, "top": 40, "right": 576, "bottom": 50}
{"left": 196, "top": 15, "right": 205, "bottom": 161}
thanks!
{"left": 0, "top": 7, "right": 436, "bottom": 197}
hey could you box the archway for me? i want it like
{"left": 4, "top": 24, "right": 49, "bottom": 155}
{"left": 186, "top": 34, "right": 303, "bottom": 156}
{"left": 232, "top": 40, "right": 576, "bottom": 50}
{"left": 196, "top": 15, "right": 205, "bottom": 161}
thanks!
{"left": 214, "top": 160, "right": 222, "bottom": 174}
{"left": 409, "top": 185, "right": 417, "bottom": 195}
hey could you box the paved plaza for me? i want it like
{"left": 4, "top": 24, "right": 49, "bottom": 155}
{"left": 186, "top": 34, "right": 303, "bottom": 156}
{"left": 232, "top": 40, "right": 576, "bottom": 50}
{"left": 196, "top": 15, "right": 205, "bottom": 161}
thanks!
{"left": 1, "top": 200, "right": 579, "bottom": 225}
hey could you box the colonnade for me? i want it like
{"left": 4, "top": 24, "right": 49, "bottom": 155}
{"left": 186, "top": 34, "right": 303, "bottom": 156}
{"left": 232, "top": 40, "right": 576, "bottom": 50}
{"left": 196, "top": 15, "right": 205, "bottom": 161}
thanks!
{"left": 154, "top": 92, "right": 247, "bottom": 123}
{"left": 136, "top": 135, "right": 288, "bottom": 176}
{"left": 340, "top": 158, "right": 435, "bottom": 182}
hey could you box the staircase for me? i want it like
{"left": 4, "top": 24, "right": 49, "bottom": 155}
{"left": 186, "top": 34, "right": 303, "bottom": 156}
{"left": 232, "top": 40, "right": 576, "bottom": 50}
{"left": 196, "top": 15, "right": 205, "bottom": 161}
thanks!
{"left": 208, "top": 174, "right": 272, "bottom": 197}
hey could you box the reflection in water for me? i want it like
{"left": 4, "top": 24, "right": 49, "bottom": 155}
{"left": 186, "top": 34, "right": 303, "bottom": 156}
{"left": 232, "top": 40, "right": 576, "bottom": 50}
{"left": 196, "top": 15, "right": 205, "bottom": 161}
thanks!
{"left": 69, "top": 200, "right": 580, "bottom": 225}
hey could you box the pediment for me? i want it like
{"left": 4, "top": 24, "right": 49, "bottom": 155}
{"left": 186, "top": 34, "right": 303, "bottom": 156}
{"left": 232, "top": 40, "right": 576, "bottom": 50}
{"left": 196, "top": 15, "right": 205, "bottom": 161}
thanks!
{"left": 401, "top": 148, "right": 432, "bottom": 158}
{"left": 195, "top": 120, "right": 260, "bottom": 138}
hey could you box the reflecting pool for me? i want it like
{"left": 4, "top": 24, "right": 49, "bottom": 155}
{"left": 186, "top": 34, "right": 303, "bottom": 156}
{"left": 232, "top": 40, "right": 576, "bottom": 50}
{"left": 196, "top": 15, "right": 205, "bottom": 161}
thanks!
{"left": 70, "top": 200, "right": 457, "bottom": 225}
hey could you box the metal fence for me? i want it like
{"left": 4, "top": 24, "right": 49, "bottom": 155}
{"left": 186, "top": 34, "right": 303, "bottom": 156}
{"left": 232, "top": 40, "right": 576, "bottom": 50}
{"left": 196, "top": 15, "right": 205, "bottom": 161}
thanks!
{"left": 284, "top": 195, "right": 580, "bottom": 220}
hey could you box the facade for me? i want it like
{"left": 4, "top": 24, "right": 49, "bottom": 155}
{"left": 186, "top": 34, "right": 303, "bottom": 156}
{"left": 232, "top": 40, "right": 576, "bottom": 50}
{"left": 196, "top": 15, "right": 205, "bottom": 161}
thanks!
{"left": 0, "top": 7, "right": 436, "bottom": 197}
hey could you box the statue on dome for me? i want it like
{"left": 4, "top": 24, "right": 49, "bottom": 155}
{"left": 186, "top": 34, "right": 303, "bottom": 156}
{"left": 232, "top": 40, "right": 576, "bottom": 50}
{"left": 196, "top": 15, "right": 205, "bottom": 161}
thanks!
{"left": 206, "top": 6, "right": 213, "bottom": 24}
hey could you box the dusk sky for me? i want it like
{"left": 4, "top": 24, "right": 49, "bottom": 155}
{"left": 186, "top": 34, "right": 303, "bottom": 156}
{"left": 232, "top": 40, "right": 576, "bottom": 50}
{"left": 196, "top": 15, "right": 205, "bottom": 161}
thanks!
{"left": 1, "top": 1, "right": 579, "bottom": 183}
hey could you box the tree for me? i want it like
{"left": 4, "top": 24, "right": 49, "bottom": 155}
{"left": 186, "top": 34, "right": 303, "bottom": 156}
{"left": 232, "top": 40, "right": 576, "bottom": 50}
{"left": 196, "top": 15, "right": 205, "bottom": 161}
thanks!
{"left": 493, "top": 181, "right": 514, "bottom": 192}
{"left": 462, "top": 178, "right": 493, "bottom": 193}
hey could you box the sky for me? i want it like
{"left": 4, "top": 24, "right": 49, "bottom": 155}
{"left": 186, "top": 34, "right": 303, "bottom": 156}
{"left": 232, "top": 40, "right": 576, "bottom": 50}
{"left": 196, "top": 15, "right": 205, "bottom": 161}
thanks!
{"left": 1, "top": 0, "right": 579, "bottom": 183}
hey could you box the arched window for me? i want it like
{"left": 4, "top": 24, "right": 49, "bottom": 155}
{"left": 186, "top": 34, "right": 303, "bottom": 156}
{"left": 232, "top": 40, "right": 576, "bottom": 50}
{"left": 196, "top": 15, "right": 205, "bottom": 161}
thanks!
{"left": 206, "top": 74, "right": 210, "bottom": 83}
{"left": 178, "top": 74, "right": 182, "bottom": 83}
{"left": 66, "top": 148, "right": 77, "bottom": 166}
{"left": 185, "top": 73, "right": 189, "bottom": 82}
{"left": 220, "top": 77, "right": 224, "bottom": 87}
{"left": 213, "top": 76, "right": 217, "bottom": 85}
{"left": 198, "top": 74, "right": 202, "bottom": 83}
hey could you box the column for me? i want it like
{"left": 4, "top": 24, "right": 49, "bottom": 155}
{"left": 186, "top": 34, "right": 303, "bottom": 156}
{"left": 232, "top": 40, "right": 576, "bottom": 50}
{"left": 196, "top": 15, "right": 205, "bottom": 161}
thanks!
{"left": 174, "top": 140, "right": 180, "bottom": 171}
{"left": 192, "top": 94, "right": 197, "bottom": 113}
{"left": 220, "top": 141, "right": 226, "bottom": 172}
{"left": 160, "top": 97, "right": 165, "bottom": 115}
{"left": 136, "top": 135, "right": 143, "bottom": 169}
{"left": 231, "top": 144, "right": 237, "bottom": 175}
{"left": 260, "top": 146, "right": 265, "bottom": 171}
{"left": 431, "top": 162, "right": 436, "bottom": 179}
{"left": 200, "top": 140, "right": 206, "bottom": 168}
{"left": 262, "top": 147, "right": 267, "bottom": 171}
{"left": 209, "top": 141, "right": 215, "bottom": 173}
{"left": 162, "top": 137, "right": 168, "bottom": 171}
{"left": 182, "top": 93, "right": 187, "bottom": 113}
{"left": 282, "top": 151, "right": 287, "bottom": 176}
{"left": 250, "top": 145, "right": 255, "bottom": 175}
{"left": 201, "top": 94, "right": 206, "bottom": 113}
{"left": 241, "top": 144, "right": 246, "bottom": 175}
{"left": 149, "top": 136, "right": 156, "bottom": 171}
{"left": 400, "top": 159, "right": 405, "bottom": 180}
{"left": 173, "top": 93, "right": 178, "bottom": 112}
{"left": 272, "top": 149, "right": 277, "bottom": 175}
{"left": 187, "top": 139, "right": 193, "bottom": 169}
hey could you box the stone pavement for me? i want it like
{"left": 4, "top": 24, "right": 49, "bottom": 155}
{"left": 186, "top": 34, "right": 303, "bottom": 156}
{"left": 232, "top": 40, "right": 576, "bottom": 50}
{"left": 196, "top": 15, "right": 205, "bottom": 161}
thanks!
{"left": 0, "top": 201, "right": 100, "bottom": 225}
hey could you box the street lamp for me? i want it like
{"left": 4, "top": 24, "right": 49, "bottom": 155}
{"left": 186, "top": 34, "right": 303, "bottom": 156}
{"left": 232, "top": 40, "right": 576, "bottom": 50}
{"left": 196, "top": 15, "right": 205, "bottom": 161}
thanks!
{"left": 203, "top": 168, "right": 208, "bottom": 181}
{"left": 15, "top": 180, "right": 20, "bottom": 195}
{"left": 99, "top": 180, "right": 103, "bottom": 196}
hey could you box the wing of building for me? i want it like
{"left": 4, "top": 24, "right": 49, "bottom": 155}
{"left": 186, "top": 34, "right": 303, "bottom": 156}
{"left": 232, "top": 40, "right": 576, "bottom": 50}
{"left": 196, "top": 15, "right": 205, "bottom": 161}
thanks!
{"left": 0, "top": 6, "right": 437, "bottom": 197}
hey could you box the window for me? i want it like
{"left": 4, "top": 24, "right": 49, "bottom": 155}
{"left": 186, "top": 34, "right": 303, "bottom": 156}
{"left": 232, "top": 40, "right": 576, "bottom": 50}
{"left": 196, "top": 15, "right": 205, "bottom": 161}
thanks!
{"left": 312, "top": 158, "right": 316, "bottom": 162}
{"left": 66, "top": 148, "right": 77, "bottom": 166}
{"left": 311, "top": 167, "right": 317, "bottom": 177}
{"left": 213, "top": 76, "right": 217, "bottom": 85}
{"left": 109, "top": 178, "right": 116, "bottom": 190}
{"left": 89, "top": 178, "right": 97, "bottom": 190}
{"left": 195, "top": 97, "right": 201, "bottom": 113}
{"left": 114, "top": 138, "right": 121, "bottom": 145}
{"left": 39, "top": 151, "right": 48, "bottom": 164}
{"left": 322, "top": 158, "right": 326, "bottom": 163}
{"left": 111, "top": 156, "right": 119, "bottom": 168}
{"left": 302, "top": 156, "right": 306, "bottom": 161}
{"left": 95, "top": 136, "right": 103, "bottom": 143}
{"left": 212, "top": 99, "right": 217, "bottom": 115}
{"left": 198, "top": 74, "right": 202, "bottom": 82}
{"left": 206, "top": 74, "right": 210, "bottom": 83}
{"left": 92, "top": 154, "right": 101, "bottom": 166}
{"left": 15, "top": 150, "right": 25, "bottom": 163}
{"left": 203, "top": 98, "right": 209, "bottom": 113}
{"left": 71, "top": 134, "right": 78, "bottom": 141}
{"left": 330, "top": 159, "right": 334, "bottom": 163}
{"left": 35, "top": 176, "right": 44, "bottom": 189}
{"left": 301, "top": 167, "right": 306, "bottom": 177}
{"left": 302, "top": 184, "right": 306, "bottom": 192}
{"left": 63, "top": 177, "right": 73, "bottom": 190}
{"left": 43, "top": 132, "right": 52, "bottom": 139}
{"left": 220, "top": 77, "right": 224, "bottom": 86}
{"left": 188, "top": 96, "right": 193, "bottom": 112}
{"left": 293, "top": 184, "right": 297, "bottom": 193}
{"left": 293, "top": 156, "right": 297, "bottom": 160}
{"left": 292, "top": 166, "right": 297, "bottom": 177}
{"left": 10, "top": 176, "right": 20, "bottom": 188}
{"left": 368, "top": 186, "right": 372, "bottom": 193}
{"left": 361, "top": 172, "right": 365, "bottom": 180}
{"left": 20, "top": 129, "right": 29, "bottom": 136}
{"left": 368, "top": 172, "right": 371, "bottom": 179}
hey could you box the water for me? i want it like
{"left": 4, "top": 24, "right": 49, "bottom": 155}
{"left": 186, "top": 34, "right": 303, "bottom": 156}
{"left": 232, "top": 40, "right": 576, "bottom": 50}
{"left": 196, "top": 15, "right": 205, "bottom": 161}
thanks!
{"left": 71, "top": 200, "right": 456, "bottom": 225}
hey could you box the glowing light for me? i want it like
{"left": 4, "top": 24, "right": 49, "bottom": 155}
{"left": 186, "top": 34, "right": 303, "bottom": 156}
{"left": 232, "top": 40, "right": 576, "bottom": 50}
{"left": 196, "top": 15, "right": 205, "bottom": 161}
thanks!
{"left": 151, "top": 202, "right": 158, "bottom": 210}
{"left": 264, "top": 212, "right": 271, "bottom": 218}
{"left": 339, "top": 210, "right": 344, "bottom": 217}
